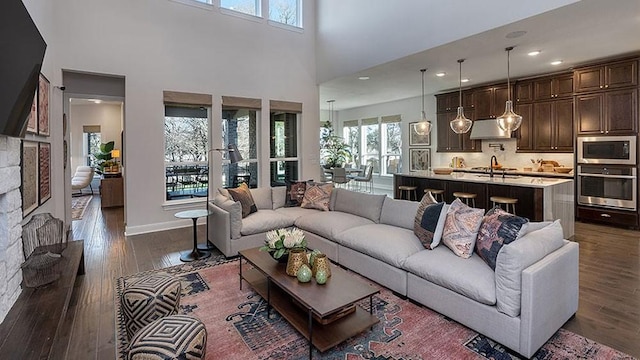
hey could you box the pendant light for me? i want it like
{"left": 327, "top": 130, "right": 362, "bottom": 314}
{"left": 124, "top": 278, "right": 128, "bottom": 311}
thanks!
{"left": 450, "top": 59, "right": 473, "bottom": 134}
{"left": 412, "top": 69, "right": 432, "bottom": 136}
{"left": 496, "top": 46, "right": 523, "bottom": 132}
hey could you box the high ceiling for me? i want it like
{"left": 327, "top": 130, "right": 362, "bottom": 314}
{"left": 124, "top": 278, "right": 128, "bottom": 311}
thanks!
{"left": 319, "top": 0, "right": 640, "bottom": 111}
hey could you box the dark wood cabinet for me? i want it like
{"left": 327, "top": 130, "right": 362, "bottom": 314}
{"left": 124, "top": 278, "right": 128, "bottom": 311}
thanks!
{"left": 473, "top": 84, "right": 509, "bottom": 119}
{"left": 576, "top": 88, "right": 638, "bottom": 135}
{"left": 577, "top": 205, "right": 638, "bottom": 228}
{"left": 514, "top": 103, "right": 533, "bottom": 151}
{"left": 515, "top": 80, "right": 533, "bottom": 103}
{"left": 436, "top": 112, "right": 463, "bottom": 152}
{"left": 533, "top": 73, "right": 573, "bottom": 100}
{"left": 436, "top": 92, "right": 459, "bottom": 113}
{"left": 101, "top": 176, "right": 124, "bottom": 208}
{"left": 532, "top": 99, "right": 573, "bottom": 152}
{"left": 435, "top": 92, "right": 480, "bottom": 152}
{"left": 575, "top": 59, "right": 638, "bottom": 92}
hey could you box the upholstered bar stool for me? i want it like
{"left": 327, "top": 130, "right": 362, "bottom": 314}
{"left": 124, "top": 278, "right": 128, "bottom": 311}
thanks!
{"left": 424, "top": 188, "right": 445, "bottom": 202}
{"left": 490, "top": 196, "right": 518, "bottom": 214}
{"left": 453, "top": 192, "right": 477, "bottom": 207}
{"left": 398, "top": 185, "right": 418, "bottom": 201}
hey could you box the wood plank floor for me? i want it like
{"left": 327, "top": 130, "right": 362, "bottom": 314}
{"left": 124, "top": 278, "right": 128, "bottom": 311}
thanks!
{"left": 57, "top": 196, "right": 640, "bottom": 359}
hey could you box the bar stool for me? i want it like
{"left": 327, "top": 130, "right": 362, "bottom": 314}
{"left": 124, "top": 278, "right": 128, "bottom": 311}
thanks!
{"left": 453, "top": 192, "right": 477, "bottom": 208}
{"left": 398, "top": 185, "right": 418, "bottom": 201}
{"left": 424, "top": 188, "right": 445, "bottom": 202}
{"left": 490, "top": 196, "right": 518, "bottom": 214}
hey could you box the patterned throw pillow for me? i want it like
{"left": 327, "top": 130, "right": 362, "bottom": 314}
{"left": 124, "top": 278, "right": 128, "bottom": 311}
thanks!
{"left": 285, "top": 180, "right": 310, "bottom": 207}
{"left": 413, "top": 192, "right": 448, "bottom": 249}
{"left": 476, "top": 206, "right": 529, "bottom": 270}
{"left": 227, "top": 183, "right": 257, "bottom": 218}
{"left": 442, "top": 199, "right": 485, "bottom": 258}
{"left": 301, "top": 183, "right": 334, "bottom": 211}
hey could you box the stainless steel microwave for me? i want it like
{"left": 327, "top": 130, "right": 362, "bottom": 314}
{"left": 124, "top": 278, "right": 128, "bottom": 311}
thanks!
{"left": 577, "top": 136, "right": 636, "bottom": 165}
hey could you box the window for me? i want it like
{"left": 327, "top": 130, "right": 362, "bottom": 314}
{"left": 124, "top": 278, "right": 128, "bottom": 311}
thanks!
{"left": 164, "top": 106, "right": 209, "bottom": 201}
{"left": 86, "top": 131, "right": 101, "bottom": 167}
{"left": 270, "top": 111, "right": 298, "bottom": 186}
{"left": 345, "top": 115, "right": 402, "bottom": 176}
{"left": 269, "top": 0, "right": 301, "bottom": 27}
{"left": 342, "top": 120, "right": 360, "bottom": 166}
{"left": 361, "top": 118, "right": 379, "bottom": 174}
{"left": 381, "top": 115, "right": 402, "bottom": 175}
{"left": 221, "top": 0, "right": 260, "bottom": 16}
{"left": 222, "top": 107, "right": 258, "bottom": 188}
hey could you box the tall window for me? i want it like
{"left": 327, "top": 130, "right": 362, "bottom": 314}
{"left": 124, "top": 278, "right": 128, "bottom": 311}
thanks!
{"left": 342, "top": 120, "right": 360, "bottom": 166}
{"left": 345, "top": 115, "right": 402, "bottom": 176}
{"left": 222, "top": 103, "right": 258, "bottom": 188}
{"left": 269, "top": 0, "right": 301, "bottom": 27}
{"left": 361, "top": 118, "right": 380, "bottom": 174}
{"left": 221, "top": 0, "right": 260, "bottom": 16}
{"left": 381, "top": 115, "right": 402, "bottom": 175}
{"left": 270, "top": 111, "right": 298, "bottom": 186}
{"left": 164, "top": 106, "right": 209, "bottom": 201}
{"left": 85, "top": 129, "right": 101, "bottom": 167}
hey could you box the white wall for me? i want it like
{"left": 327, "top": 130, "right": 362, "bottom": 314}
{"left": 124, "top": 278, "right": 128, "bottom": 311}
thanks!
{"left": 49, "top": 0, "right": 318, "bottom": 234}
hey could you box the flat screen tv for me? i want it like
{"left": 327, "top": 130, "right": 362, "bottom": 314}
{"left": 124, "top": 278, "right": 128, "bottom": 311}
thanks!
{"left": 0, "top": 0, "right": 47, "bottom": 138}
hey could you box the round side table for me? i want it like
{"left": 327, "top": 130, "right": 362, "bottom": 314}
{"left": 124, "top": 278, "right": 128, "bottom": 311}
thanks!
{"left": 174, "top": 209, "right": 212, "bottom": 262}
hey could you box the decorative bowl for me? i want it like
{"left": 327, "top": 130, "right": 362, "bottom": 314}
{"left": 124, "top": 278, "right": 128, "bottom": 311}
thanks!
{"left": 433, "top": 168, "right": 453, "bottom": 175}
{"left": 554, "top": 167, "right": 573, "bottom": 173}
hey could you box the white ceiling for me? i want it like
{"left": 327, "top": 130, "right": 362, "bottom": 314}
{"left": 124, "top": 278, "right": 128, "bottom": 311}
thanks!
{"left": 319, "top": 0, "right": 640, "bottom": 111}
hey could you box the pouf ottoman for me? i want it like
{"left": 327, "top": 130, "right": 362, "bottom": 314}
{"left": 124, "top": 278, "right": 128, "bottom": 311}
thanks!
{"left": 121, "top": 274, "right": 182, "bottom": 340}
{"left": 127, "top": 315, "right": 207, "bottom": 360}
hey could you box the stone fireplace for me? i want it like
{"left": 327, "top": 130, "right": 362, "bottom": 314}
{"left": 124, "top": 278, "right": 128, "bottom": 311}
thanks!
{"left": 0, "top": 136, "right": 24, "bottom": 323}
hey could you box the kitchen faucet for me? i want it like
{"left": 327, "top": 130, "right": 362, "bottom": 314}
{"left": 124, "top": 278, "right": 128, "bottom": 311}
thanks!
{"left": 490, "top": 155, "right": 498, "bottom": 178}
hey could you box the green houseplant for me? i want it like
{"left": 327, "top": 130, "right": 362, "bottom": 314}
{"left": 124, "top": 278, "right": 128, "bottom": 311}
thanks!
{"left": 93, "top": 141, "right": 115, "bottom": 174}
{"left": 320, "top": 121, "right": 351, "bottom": 168}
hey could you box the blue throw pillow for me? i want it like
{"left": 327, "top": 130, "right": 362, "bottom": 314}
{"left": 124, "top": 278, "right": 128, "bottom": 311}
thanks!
{"left": 475, "top": 207, "right": 529, "bottom": 270}
{"left": 413, "top": 193, "right": 448, "bottom": 249}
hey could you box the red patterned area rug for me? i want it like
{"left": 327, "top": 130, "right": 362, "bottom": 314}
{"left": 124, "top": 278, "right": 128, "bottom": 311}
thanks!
{"left": 115, "top": 259, "right": 634, "bottom": 360}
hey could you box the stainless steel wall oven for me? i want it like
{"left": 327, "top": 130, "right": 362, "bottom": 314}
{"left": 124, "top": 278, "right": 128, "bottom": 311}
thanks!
{"left": 577, "top": 165, "right": 637, "bottom": 211}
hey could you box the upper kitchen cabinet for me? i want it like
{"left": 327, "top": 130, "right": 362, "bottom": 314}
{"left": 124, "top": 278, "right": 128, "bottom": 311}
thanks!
{"left": 574, "top": 59, "right": 638, "bottom": 93}
{"left": 435, "top": 92, "right": 480, "bottom": 152}
{"left": 533, "top": 98, "right": 574, "bottom": 152}
{"left": 514, "top": 103, "right": 534, "bottom": 152}
{"left": 473, "top": 84, "right": 509, "bottom": 119}
{"left": 436, "top": 91, "right": 474, "bottom": 113}
{"left": 515, "top": 80, "right": 533, "bottom": 103}
{"left": 436, "top": 112, "right": 463, "bottom": 152}
{"left": 533, "top": 73, "right": 574, "bottom": 100}
{"left": 576, "top": 88, "right": 638, "bottom": 135}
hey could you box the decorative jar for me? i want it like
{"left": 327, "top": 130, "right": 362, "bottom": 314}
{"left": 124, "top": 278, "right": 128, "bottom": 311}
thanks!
{"left": 312, "top": 253, "right": 331, "bottom": 278}
{"left": 286, "top": 248, "right": 308, "bottom": 276}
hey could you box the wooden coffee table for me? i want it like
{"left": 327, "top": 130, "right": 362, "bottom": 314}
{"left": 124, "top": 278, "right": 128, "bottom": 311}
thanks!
{"left": 239, "top": 247, "right": 379, "bottom": 358}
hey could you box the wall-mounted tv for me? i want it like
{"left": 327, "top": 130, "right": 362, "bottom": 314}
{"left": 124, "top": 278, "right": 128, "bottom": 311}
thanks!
{"left": 0, "top": 0, "right": 47, "bottom": 138}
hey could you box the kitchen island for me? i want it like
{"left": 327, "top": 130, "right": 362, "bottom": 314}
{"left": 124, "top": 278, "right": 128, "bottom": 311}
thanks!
{"left": 394, "top": 171, "right": 574, "bottom": 238}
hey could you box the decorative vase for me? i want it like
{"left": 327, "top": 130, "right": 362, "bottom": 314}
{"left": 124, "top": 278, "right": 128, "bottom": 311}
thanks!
{"left": 315, "top": 268, "right": 328, "bottom": 285}
{"left": 286, "top": 249, "right": 308, "bottom": 276}
{"left": 296, "top": 264, "right": 312, "bottom": 283}
{"left": 312, "top": 254, "right": 331, "bottom": 278}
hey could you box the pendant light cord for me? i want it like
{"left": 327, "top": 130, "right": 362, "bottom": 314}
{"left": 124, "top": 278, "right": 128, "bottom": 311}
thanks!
{"left": 420, "top": 69, "right": 426, "bottom": 114}
{"left": 458, "top": 59, "right": 464, "bottom": 107}
{"left": 505, "top": 46, "right": 514, "bottom": 102}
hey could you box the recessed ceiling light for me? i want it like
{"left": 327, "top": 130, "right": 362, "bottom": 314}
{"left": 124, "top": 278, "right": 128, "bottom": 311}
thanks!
{"left": 91, "top": 99, "right": 102, "bottom": 104}
{"left": 506, "top": 30, "right": 527, "bottom": 39}
{"left": 551, "top": 60, "right": 563, "bottom": 66}
{"left": 461, "top": 78, "right": 470, "bottom": 83}
{"left": 358, "top": 76, "right": 370, "bottom": 80}
{"left": 435, "top": 72, "right": 446, "bottom": 77}
{"left": 528, "top": 50, "right": 541, "bottom": 56}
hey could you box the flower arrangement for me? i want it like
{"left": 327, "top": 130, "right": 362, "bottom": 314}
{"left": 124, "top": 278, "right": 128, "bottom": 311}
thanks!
{"left": 260, "top": 227, "right": 307, "bottom": 260}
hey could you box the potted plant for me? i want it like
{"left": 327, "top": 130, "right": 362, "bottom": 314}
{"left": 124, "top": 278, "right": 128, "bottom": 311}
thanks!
{"left": 320, "top": 121, "right": 351, "bottom": 168}
{"left": 93, "top": 141, "right": 115, "bottom": 174}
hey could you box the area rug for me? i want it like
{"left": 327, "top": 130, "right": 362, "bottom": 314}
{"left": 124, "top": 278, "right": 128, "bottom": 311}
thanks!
{"left": 115, "top": 259, "right": 635, "bottom": 360}
{"left": 71, "top": 195, "right": 92, "bottom": 220}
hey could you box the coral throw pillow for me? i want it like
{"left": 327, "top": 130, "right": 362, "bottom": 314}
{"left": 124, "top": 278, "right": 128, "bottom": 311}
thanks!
{"left": 227, "top": 183, "right": 257, "bottom": 218}
{"left": 413, "top": 193, "right": 447, "bottom": 249}
{"left": 475, "top": 206, "right": 529, "bottom": 270}
{"left": 442, "top": 199, "right": 485, "bottom": 258}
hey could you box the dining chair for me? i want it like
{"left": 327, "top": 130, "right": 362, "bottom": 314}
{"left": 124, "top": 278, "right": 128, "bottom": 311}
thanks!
{"left": 331, "top": 167, "right": 350, "bottom": 189}
{"left": 352, "top": 165, "right": 374, "bottom": 193}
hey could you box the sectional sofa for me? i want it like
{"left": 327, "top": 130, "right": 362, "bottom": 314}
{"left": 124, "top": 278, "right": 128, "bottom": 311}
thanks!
{"left": 207, "top": 186, "right": 579, "bottom": 358}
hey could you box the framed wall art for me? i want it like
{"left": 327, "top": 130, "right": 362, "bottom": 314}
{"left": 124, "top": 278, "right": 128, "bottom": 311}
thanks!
{"left": 409, "top": 148, "right": 431, "bottom": 172}
{"left": 39, "top": 142, "right": 51, "bottom": 205}
{"left": 38, "top": 73, "right": 50, "bottom": 136}
{"left": 409, "top": 122, "right": 431, "bottom": 146}
{"left": 21, "top": 141, "right": 39, "bottom": 216}
{"left": 26, "top": 91, "right": 38, "bottom": 134}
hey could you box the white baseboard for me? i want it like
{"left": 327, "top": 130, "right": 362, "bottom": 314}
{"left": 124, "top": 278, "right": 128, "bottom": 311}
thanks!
{"left": 125, "top": 217, "right": 207, "bottom": 236}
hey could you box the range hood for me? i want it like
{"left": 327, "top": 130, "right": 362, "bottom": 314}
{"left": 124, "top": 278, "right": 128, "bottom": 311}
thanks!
{"left": 469, "top": 119, "right": 512, "bottom": 139}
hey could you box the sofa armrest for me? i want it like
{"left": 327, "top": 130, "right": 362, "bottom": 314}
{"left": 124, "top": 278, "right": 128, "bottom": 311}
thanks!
{"left": 519, "top": 241, "right": 579, "bottom": 358}
{"left": 208, "top": 202, "right": 232, "bottom": 257}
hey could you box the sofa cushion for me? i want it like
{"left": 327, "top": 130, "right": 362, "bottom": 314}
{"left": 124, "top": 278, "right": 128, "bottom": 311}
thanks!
{"left": 294, "top": 211, "right": 373, "bottom": 242}
{"left": 333, "top": 189, "right": 386, "bottom": 223}
{"left": 212, "top": 193, "right": 242, "bottom": 240}
{"left": 250, "top": 187, "right": 272, "bottom": 210}
{"left": 274, "top": 207, "right": 321, "bottom": 222}
{"left": 442, "top": 199, "right": 485, "bottom": 258}
{"left": 301, "top": 183, "right": 333, "bottom": 211}
{"left": 413, "top": 194, "right": 448, "bottom": 250}
{"left": 240, "top": 210, "right": 295, "bottom": 236}
{"left": 228, "top": 183, "right": 258, "bottom": 218}
{"left": 495, "top": 220, "right": 565, "bottom": 317}
{"left": 272, "top": 186, "right": 287, "bottom": 209}
{"left": 403, "top": 246, "right": 496, "bottom": 305}
{"left": 475, "top": 207, "right": 529, "bottom": 270}
{"left": 285, "top": 180, "right": 310, "bottom": 207}
{"left": 380, "top": 197, "right": 420, "bottom": 230}
{"left": 336, "top": 224, "right": 423, "bottom": 268}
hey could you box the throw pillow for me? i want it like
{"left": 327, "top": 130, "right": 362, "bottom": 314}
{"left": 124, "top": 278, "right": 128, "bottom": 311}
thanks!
{"left": 301, "top": 183, "right": 333, "bottom": 211}
{"left": 475, "top": 206, "right": 529, "bottom": 270}
{"left": 413, "top": 193, "right": 448, "bottom": 249}
{"left": 442, "top": 199, "right": 485, "bottom": 258}
{"left": 212, "top": 193, "right": 242, "bottom": 239}
{"left": 285, "top": 180, "right": 311, "bottom": 207}
{"left": 227, "top": 183, "right": 257, "bottom": 218}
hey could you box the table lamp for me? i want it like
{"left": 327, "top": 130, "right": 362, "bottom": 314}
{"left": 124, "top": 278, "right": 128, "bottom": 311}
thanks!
{"left": 111, "top": 149, "right": 121, "bottom": 172}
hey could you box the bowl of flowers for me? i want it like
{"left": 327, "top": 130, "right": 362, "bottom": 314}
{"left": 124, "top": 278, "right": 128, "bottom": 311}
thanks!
{"left": 260, "top": 227, "right": 307, "bottom": 263}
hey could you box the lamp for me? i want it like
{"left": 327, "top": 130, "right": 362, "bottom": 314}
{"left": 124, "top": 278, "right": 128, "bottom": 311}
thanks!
{"left": 496, "top": 46, "right": 523, "bottom": 132}
{"left": 412, "top": 69, "right": 432, "bottom": 136}
{"left": 450, "top": 59, "right": 473, "bottom": 134}
{"left": 110, "top": 149, "right": 121, "bottom": 172}
{"left": 210, "top": 143, "right": 243, "bottom": 164}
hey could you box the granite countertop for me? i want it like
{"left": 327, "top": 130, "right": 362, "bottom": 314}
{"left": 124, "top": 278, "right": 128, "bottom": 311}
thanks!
{"left": 451, "top": 168, "right": 574, "bottom": 179}
{"left": 397, "top": 171, "right": 574, "bottom": 188}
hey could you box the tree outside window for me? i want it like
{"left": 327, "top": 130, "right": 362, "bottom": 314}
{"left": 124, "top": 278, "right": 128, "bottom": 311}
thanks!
{"left": 221, "top": 0, "right": 260, "bottom": 16}
{"left": 269, "top": 0, "right": 301, "bottom": 27}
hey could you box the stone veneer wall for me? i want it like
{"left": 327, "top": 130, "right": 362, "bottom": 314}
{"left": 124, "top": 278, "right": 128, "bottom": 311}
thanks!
{"left": 0, "top": 135, "right": 24, "bottom": 323}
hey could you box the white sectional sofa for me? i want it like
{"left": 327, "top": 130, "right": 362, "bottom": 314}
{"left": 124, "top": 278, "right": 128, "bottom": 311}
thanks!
{"left": 208, "top": 187, "right": 579, "bottom": 358}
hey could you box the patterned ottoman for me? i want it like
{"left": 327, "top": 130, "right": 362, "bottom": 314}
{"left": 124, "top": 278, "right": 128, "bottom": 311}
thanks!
{"left": 127, "top": 315, "right": 207, "bottom": 360}
{"left": 121, "top": 274, "right": 182, "bottom": 340}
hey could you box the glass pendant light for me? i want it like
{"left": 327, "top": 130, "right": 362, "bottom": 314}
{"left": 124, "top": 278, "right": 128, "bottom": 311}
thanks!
{"left": 450, "top": 59, "right": 473, "bottom": 134}
{"left": 412, "top": 69, "right": 432, "bottom": 136}
{"left": 497, "top": 46, "right": 523, "bottom": 132}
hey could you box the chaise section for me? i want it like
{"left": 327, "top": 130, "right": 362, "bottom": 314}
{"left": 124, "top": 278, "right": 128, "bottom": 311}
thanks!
{"left": 294, "top": 211, "right": 373, "bottom": 243}
{"left": 274, "top": 206, "right": 320, "bottom": 221}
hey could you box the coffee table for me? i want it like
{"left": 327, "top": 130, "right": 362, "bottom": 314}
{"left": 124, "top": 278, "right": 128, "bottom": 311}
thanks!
{"left": 239, "top": 247, "right": 379, "bottom": 358}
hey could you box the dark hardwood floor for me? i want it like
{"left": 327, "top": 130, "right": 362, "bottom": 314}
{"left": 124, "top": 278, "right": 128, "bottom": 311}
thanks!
{"left": 57, "top": 196, "right": 640, "bottom": 359}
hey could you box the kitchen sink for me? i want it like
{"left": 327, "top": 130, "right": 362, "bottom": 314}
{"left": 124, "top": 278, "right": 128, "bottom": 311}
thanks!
{"left": 475, "top": 174, "right": 521, "bottom": 179}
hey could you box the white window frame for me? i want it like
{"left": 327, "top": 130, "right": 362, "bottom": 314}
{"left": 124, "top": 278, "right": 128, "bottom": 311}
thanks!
{"left": 221, "top": 109, "right": 260, "bottom": 188}
{"left": 269, "top": 112, "right": 300, "bottom": 184}
{"left": 220, "top": 0, "right": 262, "bottom": 19}
{"left": 267, "top": 0, "right": 302, "bottom": 29}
